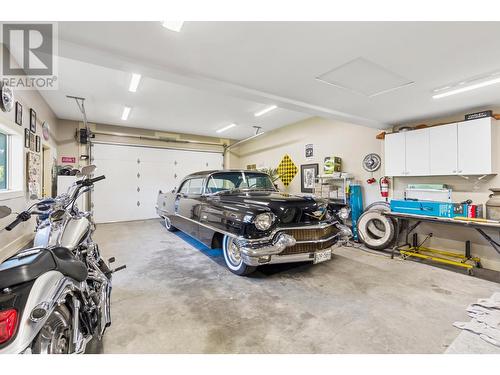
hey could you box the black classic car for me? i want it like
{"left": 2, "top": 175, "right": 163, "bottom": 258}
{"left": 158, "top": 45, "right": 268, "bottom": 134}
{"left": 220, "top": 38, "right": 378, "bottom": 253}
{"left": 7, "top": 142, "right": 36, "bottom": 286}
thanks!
{"left": 156, "top": 170, "right": 351, "bottom": 275}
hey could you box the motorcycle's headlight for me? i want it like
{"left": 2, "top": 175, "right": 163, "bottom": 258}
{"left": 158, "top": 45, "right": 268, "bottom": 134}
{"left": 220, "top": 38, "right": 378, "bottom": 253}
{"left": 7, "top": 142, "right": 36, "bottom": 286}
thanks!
{"left": 339, "top": 207, "right": 350, "bottom": 220}
{"left": 254, "top": 213, "right": 275, "bottom": 231}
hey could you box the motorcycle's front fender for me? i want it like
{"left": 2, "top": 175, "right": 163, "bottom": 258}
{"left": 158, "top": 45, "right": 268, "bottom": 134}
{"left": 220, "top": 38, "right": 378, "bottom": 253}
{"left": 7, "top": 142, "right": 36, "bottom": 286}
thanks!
{"left": 0, "top": 271, "right": 80, "bottom": 354}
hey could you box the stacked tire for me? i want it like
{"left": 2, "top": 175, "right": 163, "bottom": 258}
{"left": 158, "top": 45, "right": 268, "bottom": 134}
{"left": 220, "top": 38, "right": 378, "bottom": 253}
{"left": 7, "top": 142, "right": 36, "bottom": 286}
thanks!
{"left": 356, "top": 202, "right": 397, "bottom": 250}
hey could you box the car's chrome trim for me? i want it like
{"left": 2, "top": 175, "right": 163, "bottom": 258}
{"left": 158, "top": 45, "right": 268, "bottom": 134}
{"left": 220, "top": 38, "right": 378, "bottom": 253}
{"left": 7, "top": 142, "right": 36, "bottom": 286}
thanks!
{"left": 242, "top": 251, "right": 331, "bottom": 266}
{"left": 294, "top": 233, "right": 340, "bottom": 244}
{"left": 172, "top": 212, "right": 338, "bottom": 243}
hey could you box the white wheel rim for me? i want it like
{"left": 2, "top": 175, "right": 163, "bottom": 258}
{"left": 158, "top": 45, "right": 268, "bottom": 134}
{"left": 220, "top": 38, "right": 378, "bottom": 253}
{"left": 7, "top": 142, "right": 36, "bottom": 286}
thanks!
{"left": 164, "top": 217, "right": 172, "bottom": 229}
{"left": 223, "top": 237, "right": 243, "bottom": 270}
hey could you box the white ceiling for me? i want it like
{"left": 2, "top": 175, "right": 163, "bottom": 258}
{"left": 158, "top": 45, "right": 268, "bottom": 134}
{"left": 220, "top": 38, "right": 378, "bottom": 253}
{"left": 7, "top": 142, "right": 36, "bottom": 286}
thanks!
{"left": 38, "top": 22, "right": 500, "bottom": 138}
{"left": 40, "top": 57, "right": 309, "bottom": 139}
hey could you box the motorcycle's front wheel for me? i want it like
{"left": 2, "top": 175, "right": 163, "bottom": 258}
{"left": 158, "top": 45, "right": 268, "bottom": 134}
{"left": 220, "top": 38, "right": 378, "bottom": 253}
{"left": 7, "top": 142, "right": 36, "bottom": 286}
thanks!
{"left": 31, "top": 305, "right": 73, "bottom": 354}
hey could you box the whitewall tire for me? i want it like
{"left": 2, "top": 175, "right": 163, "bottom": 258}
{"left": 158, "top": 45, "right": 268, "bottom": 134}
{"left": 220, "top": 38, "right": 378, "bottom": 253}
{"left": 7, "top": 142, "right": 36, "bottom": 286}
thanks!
{"left": 164, "top": 216, "right": 177, "bottom": 232}
{"left": 222, "top": 235, "right": 257, "bottom": 276}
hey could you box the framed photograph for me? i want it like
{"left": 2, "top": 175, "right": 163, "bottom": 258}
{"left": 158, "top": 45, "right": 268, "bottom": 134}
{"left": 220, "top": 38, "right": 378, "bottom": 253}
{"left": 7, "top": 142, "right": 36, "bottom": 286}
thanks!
{"left": 29, "top": 132, "right": 35, "bottom": 151}
{"left": 15, "top": 102, "right": 22, "bottom": 126}
{"left": 301, "top": 163, "right": 319, "bottom": 193}
{"left": 24, "top": 128, "right": 30, "bottom": 148}
{"left": 35, "top": 135, "right": 41, "bottom": 153}
{"left": 30, "top": 108, "right": 37, "bottom": 133}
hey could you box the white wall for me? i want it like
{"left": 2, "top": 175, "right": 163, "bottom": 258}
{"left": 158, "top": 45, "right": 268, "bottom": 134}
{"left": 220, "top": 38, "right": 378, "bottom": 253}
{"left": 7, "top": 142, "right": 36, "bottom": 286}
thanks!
{"left": 230, "top": 116, "right": 384, "bottom": 206}
{"left": 0, "top": 92, "right": 59, "bottom": 261}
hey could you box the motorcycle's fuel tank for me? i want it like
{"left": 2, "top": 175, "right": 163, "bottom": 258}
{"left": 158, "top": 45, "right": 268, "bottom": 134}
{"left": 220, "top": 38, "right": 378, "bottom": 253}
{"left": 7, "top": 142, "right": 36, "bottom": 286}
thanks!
{"left": 59, "top": 217, "right": 91, "bottom": 250}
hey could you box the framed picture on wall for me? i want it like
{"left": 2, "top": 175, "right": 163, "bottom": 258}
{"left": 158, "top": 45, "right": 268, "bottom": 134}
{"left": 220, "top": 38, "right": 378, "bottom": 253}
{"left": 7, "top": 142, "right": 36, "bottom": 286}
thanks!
{"left": 24, "top": 128, "right": 30, "bottom": 148}
{"left": 15, "top": 102, "right": 22, "bottom": 126}
{"left": 30, "top": 108, "right": 37, "bottom": 133}
{"left": 300, "top": 163, "right": 319, "bottom": 193}
{"left": 29, "top": 132, "right": 35, "bottom": 151}
{"left": 35, "top": 135, "right": 41, "bottom": 152}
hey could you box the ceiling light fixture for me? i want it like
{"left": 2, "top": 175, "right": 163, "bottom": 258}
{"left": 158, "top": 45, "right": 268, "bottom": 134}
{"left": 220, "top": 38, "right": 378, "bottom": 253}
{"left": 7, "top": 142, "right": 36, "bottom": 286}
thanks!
{"left": 433, "top": 73, "right": 500, "bottom": 99}
{"left": 128, "top": 73, "right": 142, "bottom": 92}
{"left": 254, "top": 105, "right": 277, "bottom": 117}
{"left": 216, "top": 123, "right": 236, "bottom": 133}
{"left": 121, "top": 106, "right": 131, "bottom": 121}
{"left": 162, "top": 21, "right": 184, "bottom": 32}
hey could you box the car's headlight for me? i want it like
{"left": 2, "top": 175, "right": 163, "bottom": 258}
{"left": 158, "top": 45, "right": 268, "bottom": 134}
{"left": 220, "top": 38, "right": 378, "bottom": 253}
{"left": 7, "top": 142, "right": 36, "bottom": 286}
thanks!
{"left": 339, "top": 207, "right": 350, "bottom": 220}
{"left": 254, "top": 213, "right": 275, "bottom": 231}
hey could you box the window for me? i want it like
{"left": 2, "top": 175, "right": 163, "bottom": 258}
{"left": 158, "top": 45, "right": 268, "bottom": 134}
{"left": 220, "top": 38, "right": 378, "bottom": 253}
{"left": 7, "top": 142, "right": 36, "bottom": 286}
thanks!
{"left": 187, "top": 178, "right": 204, "bottom": 195}
{"left": 178, "top": 180, "right": 190, "bottom": 194}
{"left": 206, "top": 172, "right": 275, "bottom": 194}
{"left": 0, "top": 132, "right": 7, "bottom": 190}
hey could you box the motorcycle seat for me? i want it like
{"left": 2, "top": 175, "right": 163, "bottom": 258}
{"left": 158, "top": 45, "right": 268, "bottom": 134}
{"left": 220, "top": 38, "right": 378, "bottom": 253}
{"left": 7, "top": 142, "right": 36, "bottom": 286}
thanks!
{"left": 0, "top": 247, "right": 88, "bottom": 289}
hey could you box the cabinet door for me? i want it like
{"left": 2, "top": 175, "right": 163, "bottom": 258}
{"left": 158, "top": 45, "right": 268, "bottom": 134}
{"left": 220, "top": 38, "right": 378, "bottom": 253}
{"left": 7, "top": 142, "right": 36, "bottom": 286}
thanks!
{"left": 430, "top": 123, "right": 457, "bottom": 175}
{"left": 457, "top": 118, "right": 492, "bottom": 175}
{"left": 384, "top": 132, "right": 406, "bottom": 176}
{"left": 405, "top": 129, "right": 430, "bottom": 176}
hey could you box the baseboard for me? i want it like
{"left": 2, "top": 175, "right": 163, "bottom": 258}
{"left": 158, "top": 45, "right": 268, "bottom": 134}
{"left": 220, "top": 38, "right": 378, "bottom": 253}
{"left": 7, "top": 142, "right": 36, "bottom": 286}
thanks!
{"left": 0, "top": 233, "right": 33, "bottom": 262}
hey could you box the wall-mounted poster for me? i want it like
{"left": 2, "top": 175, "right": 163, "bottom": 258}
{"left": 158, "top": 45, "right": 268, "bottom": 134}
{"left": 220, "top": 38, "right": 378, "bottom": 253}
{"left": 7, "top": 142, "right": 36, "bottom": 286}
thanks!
{"left": 30, "top": 108, "right": 37, "bottom": 133}
{"left": 301, "top": 163, "right": 319, "bottom": 193}
{"left": 27, "top": 151, "right": 41, "bottom": 199}
{"left": 305, "top": 144, "right": 313, "bottom": 159}
{"left": 24, "top": 128, "right": 30, "bottom": 148}
{"left": 15, "top": 102, "right": 22, "bottom": 125}
{"left": 29, "top": 132, "right": 35, "bottom": 151}
{"left": 35, "top": 135, "right": 41, "bottom": 152}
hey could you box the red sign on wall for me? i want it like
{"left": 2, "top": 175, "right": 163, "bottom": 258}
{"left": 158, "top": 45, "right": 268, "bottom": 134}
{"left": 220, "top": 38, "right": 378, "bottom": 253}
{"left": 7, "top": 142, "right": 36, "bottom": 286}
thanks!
{"left": 61, "top": 156, "right": 76, "bottom": 164}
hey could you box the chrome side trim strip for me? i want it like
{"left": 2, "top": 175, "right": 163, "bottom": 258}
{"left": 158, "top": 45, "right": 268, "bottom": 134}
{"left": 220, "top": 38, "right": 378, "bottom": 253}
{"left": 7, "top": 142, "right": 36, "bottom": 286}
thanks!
{"left": 174, "top": 213, "right": 240, "bottom": 239}
{"left": 173, "top": 212, "right": 338, "bottom": 243}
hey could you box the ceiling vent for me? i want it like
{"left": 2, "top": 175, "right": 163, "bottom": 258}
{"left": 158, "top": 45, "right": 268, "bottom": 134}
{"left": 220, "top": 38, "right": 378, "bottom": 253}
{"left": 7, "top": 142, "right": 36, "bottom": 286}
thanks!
{"left": 316, "top": 57, "right": 414, "bottom": 97}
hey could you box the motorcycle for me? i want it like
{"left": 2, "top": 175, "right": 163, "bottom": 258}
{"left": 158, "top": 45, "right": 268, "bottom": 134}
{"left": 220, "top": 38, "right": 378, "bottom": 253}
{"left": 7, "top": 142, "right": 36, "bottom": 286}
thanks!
{"left": 0, "top": 165, "right": 125, "bottom": 354}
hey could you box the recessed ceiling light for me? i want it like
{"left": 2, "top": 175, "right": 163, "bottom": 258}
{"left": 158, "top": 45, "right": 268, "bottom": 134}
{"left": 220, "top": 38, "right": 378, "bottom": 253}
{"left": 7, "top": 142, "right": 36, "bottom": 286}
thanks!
{"left": 162, "top": 21, "right": 184, "bottom": 32}
{"left": 121, "top": 106, "right": 131, "bottom": 121}
{"left": 216, "top": 123, "right": 236, "bottom": 133}
{"left": 128, "top": 73, "right": 141, "bottom": 92}
{"left": 254, "top": 105, "right": 277, "bottom": 117}
{"left": 433, "top": 76, "right": 500, "bottom": 99}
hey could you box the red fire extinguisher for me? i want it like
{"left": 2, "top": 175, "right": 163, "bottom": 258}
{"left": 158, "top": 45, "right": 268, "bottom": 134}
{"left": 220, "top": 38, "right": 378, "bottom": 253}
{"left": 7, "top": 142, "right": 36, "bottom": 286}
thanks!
{"left": 379, "top": 176, "right": 389, "bottom": 201}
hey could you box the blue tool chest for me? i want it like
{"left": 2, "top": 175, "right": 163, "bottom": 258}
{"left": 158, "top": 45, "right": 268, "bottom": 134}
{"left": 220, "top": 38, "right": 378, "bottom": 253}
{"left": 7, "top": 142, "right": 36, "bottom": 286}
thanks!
{"left": 390, "top": 199, "right": 468, "bottom": 218}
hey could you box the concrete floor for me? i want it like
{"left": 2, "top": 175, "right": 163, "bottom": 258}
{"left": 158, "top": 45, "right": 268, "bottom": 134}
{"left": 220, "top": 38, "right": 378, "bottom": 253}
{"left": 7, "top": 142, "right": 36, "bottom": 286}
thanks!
{"left": 94, "top": 219, "right": 499, "bottom": 354}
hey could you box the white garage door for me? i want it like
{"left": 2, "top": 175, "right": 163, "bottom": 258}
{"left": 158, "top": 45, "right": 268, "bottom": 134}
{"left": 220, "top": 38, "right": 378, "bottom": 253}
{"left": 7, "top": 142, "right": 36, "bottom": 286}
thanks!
{"left": 92, "top": 143, "right": 223, "bottom": 223}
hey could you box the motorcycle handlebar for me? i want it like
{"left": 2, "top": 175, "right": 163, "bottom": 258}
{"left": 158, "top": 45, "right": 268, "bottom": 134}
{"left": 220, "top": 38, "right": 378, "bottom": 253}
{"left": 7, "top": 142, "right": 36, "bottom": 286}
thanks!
{"left": 88, "top": 175, "right": 106, "bottom": 184}
{"left": 5, "top": 211, "right": 31, "bottom": 231}
{"left": 76, "top": 175, "right": 106, "bottom": 187}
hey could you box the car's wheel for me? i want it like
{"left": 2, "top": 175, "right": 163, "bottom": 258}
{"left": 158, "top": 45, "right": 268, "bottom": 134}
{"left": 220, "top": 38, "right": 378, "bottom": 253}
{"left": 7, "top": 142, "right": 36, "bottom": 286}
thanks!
{"left": 222, "top": 235, "right": 257, "bottom": 276}
{"left": 32, "top": 305, "right": 74, "bottom": 354}
{"left": 164, "top": 216, "right": 177, "bottom": 232}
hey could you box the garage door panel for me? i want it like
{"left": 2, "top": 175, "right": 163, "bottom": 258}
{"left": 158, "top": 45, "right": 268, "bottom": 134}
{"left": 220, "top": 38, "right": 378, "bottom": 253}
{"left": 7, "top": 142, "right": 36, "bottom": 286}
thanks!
{"left": 92, "top": 143, "right": 222, "bottom": 223}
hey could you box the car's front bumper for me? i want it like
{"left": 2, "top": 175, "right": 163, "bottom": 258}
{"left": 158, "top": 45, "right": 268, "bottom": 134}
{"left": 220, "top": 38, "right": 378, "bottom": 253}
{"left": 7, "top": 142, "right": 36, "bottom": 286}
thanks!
{"left": 239, "top": 223, "right": 352, "bottom": 266}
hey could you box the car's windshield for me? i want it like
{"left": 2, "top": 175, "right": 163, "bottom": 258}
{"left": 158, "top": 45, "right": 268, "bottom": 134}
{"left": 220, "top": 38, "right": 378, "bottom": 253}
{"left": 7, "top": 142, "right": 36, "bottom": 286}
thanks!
{"left": 206, "top": 172, "right": 276, "bottom": 194}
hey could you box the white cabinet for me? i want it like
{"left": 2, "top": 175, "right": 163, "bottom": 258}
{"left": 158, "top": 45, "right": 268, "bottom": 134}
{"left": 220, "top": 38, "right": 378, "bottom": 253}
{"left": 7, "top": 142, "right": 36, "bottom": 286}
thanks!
{"left": 384, "top": 132, "right": 406, "bottom": 176}
{"left": 385, "top": 117, "right": 497, "bottom": 177}
{"left": 457, "top": 117, "right": 494, "bottom": 175}
{"left": 405, "top": 128, "right": 430, "bottom": 176}
{"left": 384, "top": 128, "right": 430, "bottom": 176}
{"left": 430, "top": 123, "right": 458, "bottom": 175}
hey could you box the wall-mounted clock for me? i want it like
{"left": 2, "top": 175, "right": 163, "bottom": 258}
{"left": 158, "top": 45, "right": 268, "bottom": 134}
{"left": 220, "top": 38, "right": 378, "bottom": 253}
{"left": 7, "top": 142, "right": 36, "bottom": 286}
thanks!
{"left": 0, "top": 83, "right": 14, "bottom": 112}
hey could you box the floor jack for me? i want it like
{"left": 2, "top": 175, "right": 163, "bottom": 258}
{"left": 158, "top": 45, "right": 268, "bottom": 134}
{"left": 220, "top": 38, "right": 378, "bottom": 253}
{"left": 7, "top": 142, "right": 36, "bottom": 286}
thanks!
{"left": 399, "top": 233, "right": 482, "bottom": 275}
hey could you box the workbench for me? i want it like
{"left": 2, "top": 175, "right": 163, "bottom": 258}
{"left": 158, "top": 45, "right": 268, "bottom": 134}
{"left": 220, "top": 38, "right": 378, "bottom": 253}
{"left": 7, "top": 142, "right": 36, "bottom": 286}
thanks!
{"left": 382, "top": 212, "right": 500, "bottom": 274}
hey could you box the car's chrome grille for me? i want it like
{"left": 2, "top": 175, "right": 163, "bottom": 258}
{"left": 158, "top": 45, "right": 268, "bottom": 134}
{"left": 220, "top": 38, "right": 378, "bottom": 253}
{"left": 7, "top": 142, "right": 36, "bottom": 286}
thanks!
{"left": 276, "top": 225, "right": 338, "bottom": 255}
{"left": 279, "top": 225, "right": 337, "bottom": 241}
